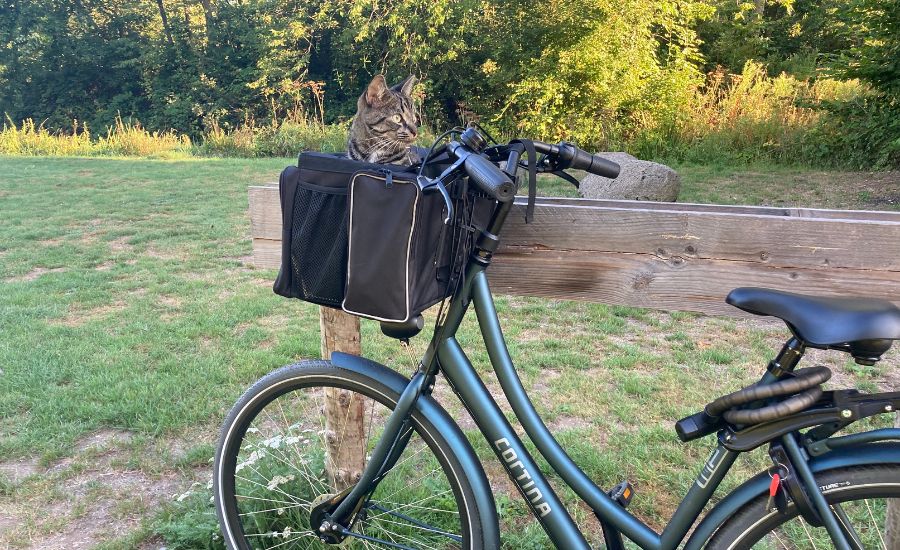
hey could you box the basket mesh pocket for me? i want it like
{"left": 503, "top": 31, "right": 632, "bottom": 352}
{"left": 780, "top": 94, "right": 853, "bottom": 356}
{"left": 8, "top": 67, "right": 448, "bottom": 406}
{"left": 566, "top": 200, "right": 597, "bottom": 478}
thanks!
{"left": 289, "top": 184, "right": 347, "bottom": 307}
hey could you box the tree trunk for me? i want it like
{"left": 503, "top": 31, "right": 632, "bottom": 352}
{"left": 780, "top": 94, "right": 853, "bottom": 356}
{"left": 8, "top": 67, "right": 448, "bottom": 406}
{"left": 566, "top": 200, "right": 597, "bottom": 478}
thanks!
{"left": 752, "top": 0, "right": 766, "bottom": 17}
{"left": 198, "top": 0, "right": 216, "bottom": 27}
{"left": 154, "top": 0, "right": 174, "bottom": 46}
{"left": 320, "top": 307, "right": 367, "bottom": 492}
{"left": 886, "top": 413, "right": 900, "bottom": 546}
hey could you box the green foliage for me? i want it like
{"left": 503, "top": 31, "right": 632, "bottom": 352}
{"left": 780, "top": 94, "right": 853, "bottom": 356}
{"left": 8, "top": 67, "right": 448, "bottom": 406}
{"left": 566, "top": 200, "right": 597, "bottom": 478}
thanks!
{"left": 810, "top": 95, "right": 900, "bottom": 169}
{"left": 834, "top": 0, "right": 900, "bottom": 96}
{"left": 697, "top": 0, "right": 855, "bottom": 77}
{"left": 631, "top": 61, "right": 868, "bottom": 165}
{"left": 0, "top": 0, "right": 897, "bottom": 166}
{"left": 154, "top": 489, "right": 223, "bottom": 550}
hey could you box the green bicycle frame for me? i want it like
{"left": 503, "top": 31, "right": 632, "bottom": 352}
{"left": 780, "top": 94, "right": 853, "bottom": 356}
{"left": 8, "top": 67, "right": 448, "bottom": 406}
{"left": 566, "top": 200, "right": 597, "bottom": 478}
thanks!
{"left": 430, "top": 260, "right": 737, "bottom": 549}
{"left": 327, "top": 197, "right": 900, "bottom": 549}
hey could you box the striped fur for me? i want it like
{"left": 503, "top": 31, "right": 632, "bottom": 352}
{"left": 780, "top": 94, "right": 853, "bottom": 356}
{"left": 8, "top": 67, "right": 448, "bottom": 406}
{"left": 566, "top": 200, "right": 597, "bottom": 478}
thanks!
{"left": 348, "top": 75, "right": 419, "bottom": 166}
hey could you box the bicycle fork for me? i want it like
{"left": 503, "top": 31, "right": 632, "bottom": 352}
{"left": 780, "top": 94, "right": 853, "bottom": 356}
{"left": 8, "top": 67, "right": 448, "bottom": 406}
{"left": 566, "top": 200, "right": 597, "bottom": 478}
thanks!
{"left": 314, "top": 370, "right": 430, "bottom": 537}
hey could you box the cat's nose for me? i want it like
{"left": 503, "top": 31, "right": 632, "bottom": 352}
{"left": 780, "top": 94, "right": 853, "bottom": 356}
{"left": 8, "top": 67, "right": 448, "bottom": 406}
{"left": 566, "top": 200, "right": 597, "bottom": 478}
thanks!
{"left": 406, "top": 125, "right": 417, "bottom": 137}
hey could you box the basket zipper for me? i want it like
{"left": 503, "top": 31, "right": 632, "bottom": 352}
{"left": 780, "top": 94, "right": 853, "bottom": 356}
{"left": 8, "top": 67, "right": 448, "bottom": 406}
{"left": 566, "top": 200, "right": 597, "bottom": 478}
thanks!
{"left": 379, "top": 168, "right": 394, "bottom": 188}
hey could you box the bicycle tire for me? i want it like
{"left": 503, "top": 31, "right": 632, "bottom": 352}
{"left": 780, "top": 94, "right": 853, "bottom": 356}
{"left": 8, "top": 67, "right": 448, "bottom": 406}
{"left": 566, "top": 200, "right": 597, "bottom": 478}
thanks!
{"left": 214, "top": 360, "right": 487, "bottom": 549}
{"left": 706, "top": 463, "right": 900, "bottom": 549}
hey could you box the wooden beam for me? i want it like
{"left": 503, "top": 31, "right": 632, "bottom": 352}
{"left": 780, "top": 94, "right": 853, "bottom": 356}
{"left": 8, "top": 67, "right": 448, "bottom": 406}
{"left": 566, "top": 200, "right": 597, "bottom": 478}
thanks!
{"left": 319, "top": 307, "right": 366, "bottom": 491}
{"left": 249, "top": 184, "right": 900, "bottom": 316}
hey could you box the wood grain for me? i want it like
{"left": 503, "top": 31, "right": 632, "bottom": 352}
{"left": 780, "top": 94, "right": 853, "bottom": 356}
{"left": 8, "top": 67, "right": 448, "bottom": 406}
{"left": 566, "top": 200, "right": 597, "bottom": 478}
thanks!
{"left": 250, "top": 184, "right": 900, "bottom": 316}
{"left": 486, "top": 248, "right": 900, "bottom": 315}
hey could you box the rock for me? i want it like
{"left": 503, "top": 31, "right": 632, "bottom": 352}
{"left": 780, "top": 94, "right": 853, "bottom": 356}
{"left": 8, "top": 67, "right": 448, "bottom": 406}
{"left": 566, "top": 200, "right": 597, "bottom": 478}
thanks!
{"left": 579, "top": 152, "right": 680, "bottom": 202}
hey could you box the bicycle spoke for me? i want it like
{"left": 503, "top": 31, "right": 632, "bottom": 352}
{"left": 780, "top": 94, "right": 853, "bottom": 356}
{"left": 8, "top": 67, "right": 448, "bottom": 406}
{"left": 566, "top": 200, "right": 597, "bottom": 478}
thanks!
{"left": 368, "top": 490, "right": 457, "bottom": 522}
{"left": 218, "top": 372, "right": 469, "bottom": 550}
{"left": 831, "top": 503, "right": 865, "bottom": 550}
{"left": 367, "top": 504, "right": 462, "bottom": 541}
{"left": 864, "top": 499, "right": 888, "bottom": 550}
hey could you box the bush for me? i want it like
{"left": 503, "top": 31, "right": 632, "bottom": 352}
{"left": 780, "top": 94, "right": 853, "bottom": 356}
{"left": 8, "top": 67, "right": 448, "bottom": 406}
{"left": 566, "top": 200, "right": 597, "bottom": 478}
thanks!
{"left": 96, "top": 117, "right": 192, "bottom": 157}
{"left": 809, "top": 95, "right": 900, "bottom": 169}
{"left": 195, "top": 121, "right": 257, "bottom": 158}
{"left": 630, "top": 61, "right": 871, "bottom": 166}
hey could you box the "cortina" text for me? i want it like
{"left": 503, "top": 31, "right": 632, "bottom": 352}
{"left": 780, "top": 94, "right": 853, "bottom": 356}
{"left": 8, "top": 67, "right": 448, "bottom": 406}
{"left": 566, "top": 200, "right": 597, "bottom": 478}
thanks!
{"left": 494, "top": 438, "right": 552, "bottom": 517}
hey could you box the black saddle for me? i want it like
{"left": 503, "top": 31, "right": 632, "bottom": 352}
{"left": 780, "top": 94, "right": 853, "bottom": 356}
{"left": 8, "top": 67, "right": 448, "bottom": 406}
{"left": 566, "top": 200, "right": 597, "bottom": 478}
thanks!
{"left": 726, "top": 287, "right": 900, "bottom": 365}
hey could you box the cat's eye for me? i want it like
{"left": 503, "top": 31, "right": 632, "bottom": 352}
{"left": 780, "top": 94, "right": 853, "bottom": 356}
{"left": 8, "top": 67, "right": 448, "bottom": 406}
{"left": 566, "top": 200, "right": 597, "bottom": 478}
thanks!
{"left": 391, "top": 114, "right": 402, "bottom": 124}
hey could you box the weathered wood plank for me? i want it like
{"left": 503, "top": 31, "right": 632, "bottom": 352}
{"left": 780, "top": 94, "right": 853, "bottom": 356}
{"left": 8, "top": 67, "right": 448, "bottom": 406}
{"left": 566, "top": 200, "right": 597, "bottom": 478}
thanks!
{"left": 249, "top": 185, "right": 900, "bottom": 270}
{"left": 517, "top": 197, "right": 900, "bottom": 223}
{"left": 499, "top": 204, "right": 900, "bottom": 271}
{"left": 250, "top": 184, "right": 900, "bottom": 222}
{"left": 252, "top": 237, "right": 281, "bottom": 270}
{"left": 252, "top": 238, "right": 900, "bottom": 315}
{"left": 250, "top": 182, "right": 900, "bottom": 316}
{"left": 486, "top": 248, "right": 900, "bottom": 315}
{"left": 249, "top": 185, "right": 281, "bottom": 245}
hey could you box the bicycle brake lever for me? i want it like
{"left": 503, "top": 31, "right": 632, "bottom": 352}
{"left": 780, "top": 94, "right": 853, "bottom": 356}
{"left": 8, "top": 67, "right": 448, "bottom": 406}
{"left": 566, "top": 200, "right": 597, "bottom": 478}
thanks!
{"left": 416, "top": 175, "right": 453, "bottom": 224}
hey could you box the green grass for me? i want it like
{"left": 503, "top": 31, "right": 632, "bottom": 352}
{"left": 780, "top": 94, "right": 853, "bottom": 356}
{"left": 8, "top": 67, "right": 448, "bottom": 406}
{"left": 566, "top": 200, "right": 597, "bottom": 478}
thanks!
{"left": 0, "top": 156, "right": 897, "bottom": 548}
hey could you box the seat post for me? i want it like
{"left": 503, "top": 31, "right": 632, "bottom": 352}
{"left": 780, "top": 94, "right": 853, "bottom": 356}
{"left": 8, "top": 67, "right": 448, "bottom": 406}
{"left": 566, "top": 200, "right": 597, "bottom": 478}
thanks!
{"left": 766, "top": 337, "right": 806, "bottom": 379}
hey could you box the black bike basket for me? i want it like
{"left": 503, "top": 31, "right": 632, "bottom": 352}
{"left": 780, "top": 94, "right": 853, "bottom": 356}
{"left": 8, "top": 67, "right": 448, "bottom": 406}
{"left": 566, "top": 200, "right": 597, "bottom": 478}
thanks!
{"left": 273, "top": 151, "right": 491, "bottom": 322}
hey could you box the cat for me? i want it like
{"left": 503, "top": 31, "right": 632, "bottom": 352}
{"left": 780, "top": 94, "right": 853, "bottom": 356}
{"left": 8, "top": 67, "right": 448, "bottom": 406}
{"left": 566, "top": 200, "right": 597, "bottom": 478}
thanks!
{"left": 347, "top": 74, "right": 420, "bottom": 166}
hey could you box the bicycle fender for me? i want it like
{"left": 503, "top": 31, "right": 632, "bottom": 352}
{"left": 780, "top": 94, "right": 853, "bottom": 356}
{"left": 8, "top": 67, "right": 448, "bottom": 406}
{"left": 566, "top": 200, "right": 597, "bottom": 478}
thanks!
{"left": 683, "top": 441, "right": 900, "bottom": 550}
{"left": 331, "top": 352, "right": 501, "bottom": 549}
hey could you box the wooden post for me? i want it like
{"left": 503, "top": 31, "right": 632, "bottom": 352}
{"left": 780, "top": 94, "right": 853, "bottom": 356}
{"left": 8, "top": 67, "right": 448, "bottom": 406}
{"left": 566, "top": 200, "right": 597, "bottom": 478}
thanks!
{"left": 319, "top": 307, "right": 367, "bottom": 491}
{"left": 886, "top": 413, "right": 900, "bottom": 546}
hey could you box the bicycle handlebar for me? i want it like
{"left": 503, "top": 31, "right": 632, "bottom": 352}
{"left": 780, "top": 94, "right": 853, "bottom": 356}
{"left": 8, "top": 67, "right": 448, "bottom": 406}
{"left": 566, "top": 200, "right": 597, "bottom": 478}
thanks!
{"left": 464, "top": 153, "right": 517, "bottom": 202}
{"left": 446, "top": 141, "right": 516, "bottom": 203}
{"left": 532, "top": 141, "right": 621, "bottom": 179}
{"left": 443, "top": 131, "right": 621, "bottom": 204}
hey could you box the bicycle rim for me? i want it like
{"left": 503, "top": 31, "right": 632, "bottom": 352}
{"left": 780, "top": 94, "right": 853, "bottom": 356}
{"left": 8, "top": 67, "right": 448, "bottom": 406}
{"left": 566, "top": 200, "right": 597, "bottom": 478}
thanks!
{"left": 215, "top": 365, "right": 473, "bottom": 549}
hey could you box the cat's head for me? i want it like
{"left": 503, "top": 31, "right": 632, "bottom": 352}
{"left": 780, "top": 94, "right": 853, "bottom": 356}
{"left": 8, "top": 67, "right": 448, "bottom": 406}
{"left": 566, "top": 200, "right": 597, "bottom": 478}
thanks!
{"left": 354, "top": 74, "right": 419, "bottom": 146}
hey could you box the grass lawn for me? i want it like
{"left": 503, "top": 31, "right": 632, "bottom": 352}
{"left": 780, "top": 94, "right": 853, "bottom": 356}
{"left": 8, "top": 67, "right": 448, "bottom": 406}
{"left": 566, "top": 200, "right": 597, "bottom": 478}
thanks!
{"left": 0, "top": 157, "right": 897, "bottom": 548}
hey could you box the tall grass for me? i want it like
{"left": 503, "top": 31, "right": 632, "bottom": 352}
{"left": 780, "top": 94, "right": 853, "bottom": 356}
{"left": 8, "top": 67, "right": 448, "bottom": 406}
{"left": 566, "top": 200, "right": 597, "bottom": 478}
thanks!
{"left": 196, "top": 117, "right": 349, "bottom": 157}
{"left": 0, "top": 116, "right": 193, "bottom": 158}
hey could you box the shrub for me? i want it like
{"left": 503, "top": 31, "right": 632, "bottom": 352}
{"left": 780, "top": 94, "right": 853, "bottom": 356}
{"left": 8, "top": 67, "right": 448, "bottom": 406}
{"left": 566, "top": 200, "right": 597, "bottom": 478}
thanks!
{"left": 631, "top": 61, "right": 871, "bottom": 165}
{"left": 809, "top": 95, "right": 900, "bottom": 169}
{"left": 251, "top": 119, "right": 348, "bottom": 157}
{"left": 195, "top": 120, "right": 257, "bottom": 158}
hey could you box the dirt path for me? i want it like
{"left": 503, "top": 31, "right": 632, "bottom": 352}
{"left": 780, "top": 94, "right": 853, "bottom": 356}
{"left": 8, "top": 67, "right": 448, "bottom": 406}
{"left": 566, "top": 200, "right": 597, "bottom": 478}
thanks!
{"left": 0, "top": 429, "right": 209, "bottom": 549}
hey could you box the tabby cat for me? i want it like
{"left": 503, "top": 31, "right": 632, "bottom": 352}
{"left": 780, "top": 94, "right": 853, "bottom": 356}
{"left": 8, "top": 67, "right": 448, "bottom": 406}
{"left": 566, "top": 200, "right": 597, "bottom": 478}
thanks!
{"left": 347, "top": 74, "right": 419, "bottom": 166}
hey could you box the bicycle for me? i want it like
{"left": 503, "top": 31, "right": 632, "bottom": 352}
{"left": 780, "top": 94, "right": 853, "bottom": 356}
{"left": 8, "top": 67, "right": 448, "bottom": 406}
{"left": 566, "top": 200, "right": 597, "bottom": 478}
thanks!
{"left": 213, "top": 127, "right": 900, "bottom": 549}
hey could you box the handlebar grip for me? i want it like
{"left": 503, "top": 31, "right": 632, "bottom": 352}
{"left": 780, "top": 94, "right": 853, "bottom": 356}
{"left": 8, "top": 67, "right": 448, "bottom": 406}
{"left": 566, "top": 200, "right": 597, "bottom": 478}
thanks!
{"left": 562, "top": 144, "right": 620, "bottom": 178}
{"left": 464, "top": 153, "right": 516, "bottom": 203}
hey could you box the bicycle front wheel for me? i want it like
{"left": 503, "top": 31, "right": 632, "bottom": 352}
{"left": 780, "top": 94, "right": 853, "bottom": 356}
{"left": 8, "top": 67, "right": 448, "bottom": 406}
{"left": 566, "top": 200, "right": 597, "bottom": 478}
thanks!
{"left": 214, "top": 360, "right": 486, "bottom": 549}
{"left": 707, "top": 463, "right": 900, "bottom": 549}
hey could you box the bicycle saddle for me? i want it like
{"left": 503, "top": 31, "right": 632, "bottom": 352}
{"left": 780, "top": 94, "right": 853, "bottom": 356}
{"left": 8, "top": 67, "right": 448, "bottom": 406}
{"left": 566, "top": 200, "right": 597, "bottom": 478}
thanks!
{"left": 726, "top": 287, "right": 900, "bottom": 364}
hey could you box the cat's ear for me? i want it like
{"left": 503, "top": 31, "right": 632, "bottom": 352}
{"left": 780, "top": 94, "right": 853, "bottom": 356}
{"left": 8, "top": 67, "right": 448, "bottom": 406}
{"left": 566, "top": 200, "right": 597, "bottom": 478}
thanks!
{"left": 392, "top": 75, "right": 417, "bottom": 97}
{"left": 365, "top": 74, "right": 390, "bottom": 106}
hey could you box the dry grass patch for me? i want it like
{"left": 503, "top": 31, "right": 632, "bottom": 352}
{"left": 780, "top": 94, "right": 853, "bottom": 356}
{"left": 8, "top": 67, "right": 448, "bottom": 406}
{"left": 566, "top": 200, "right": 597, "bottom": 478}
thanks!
{"left": 144, "top": 246, "right": 189, "bottom": 262}
{"left": 0, "top": 429, "right": 210, "bottom": 550}
{"left": 107, "top": 236, "right": 134, "bottom": 253}
{"left": 157, "top": 295, "right": 182, "bottom": 308}
{"left": 0, "top": 456, "right": 41, "bottom": 484}
{"left": 6, "top": 266, "right": 67, "bottom": 282}
{"left": 52, "top": 301, "right": 128, "bottom": 327}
